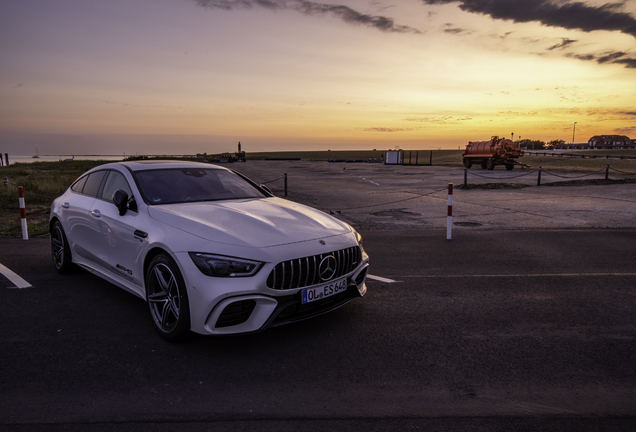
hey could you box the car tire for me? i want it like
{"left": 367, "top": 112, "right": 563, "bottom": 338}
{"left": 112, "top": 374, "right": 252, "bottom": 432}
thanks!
{"left": 146, "top": 253, "right": 191, "bottom": 342}
{"left": 505, "top": 163, "right": 514, "bottom": 170}
{"left": 51, "top": 220, "right": 73, "bottom": 274}
{"left": 486, "top": 158, "right": 495, "bottom": 170}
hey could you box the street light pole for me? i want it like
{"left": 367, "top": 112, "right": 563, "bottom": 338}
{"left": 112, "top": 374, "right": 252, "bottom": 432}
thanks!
{"left": 572, "top": 122, "right": 577, "bottom": 146}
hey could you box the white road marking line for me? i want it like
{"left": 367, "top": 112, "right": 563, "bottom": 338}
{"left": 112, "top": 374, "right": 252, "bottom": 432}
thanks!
{"left": 367, "top": 274, "right": 398, "bottom": 283}
{"left": 0, "top": 263, "right": 32, "bottom": 289}
{"left": 361, "top": 177, "right": 380, "bottom": 186}
{"left": 398, "top": 273, "right": 636, "bottom": 278}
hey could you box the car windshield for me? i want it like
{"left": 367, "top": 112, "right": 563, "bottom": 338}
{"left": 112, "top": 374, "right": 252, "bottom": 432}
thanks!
{"left": 134, "top": 168, "right": 266, "bottom": 205}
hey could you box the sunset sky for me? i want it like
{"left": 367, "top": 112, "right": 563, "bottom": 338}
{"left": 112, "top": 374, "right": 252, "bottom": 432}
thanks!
{"left": 1, "top": 0, "right": 635, "bottom": 155}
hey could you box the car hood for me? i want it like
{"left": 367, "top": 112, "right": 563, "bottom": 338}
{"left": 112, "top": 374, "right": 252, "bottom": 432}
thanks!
{"left": 147, "top": 197, "right": 350, "bottom": 248}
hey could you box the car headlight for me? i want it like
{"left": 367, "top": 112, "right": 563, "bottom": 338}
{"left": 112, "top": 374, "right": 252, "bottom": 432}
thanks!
{"left": 353, "top": 229, "right": 363, "bottom": 247}
{"left": 344, "top": 223, "right": 363, "bottom": 247}
{"left": 189, "top": 253, "right": 263, "bottom": 277}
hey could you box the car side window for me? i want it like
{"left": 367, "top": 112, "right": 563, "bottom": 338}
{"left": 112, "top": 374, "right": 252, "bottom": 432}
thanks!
{"left": 81, "top": 171, "right": 107, "bottom": 197}
{"left": 71, "top": 175, "right": 88, "bottom": 193}
{"left": 101, "top": 171, "right": 133, "bottom": 202}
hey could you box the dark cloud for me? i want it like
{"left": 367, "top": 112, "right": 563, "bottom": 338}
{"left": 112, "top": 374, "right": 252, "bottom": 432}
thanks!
{"left": 597, "top": 50, "right": 629, "bottom": 63}
{"left": 565, "top": 50, "right": 636, "bottom": 68}
{"left": 547, "top": 38, "right": 577, "bottom": 51}
{"left": 422, "top": 0, "right": 636, "bottom": 39}
{"left": 404, "top": 116, "right": 472, "bottom": 124}
{"left": 295, "top": 2, "right": 419, "bottom": 32}
{"left": 197, "top": 0, "right": 283, "bottom": 10}
{"left": 610, "top": 56, "right": 636, "bottom": 67}
{"left": 596, "top": 50, "right": 636, "bottom": 68}
{"left": 443, "top": 23, "right": 466, "bottom": 33}
{"left": 363, "top": 127, "right": 411, "bottom": 132}
{"left": 615, "top": 126, "right": 636, "bottom": 134}
{"left": 566, "top": 53, "right": 596, "bottom": 61}
{"left": 196, "top": 0, "right": 421, "bottom": 33}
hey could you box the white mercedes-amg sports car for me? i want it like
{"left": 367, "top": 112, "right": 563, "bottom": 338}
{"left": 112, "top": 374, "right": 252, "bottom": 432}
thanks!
{"left": 50, "top": 160, "right": 369, "bottom": 341}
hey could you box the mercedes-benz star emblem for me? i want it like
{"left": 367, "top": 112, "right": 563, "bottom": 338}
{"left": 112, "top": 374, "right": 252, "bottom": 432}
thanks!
{"left": 318, "top": 255, "right": 337, "bottom": 281}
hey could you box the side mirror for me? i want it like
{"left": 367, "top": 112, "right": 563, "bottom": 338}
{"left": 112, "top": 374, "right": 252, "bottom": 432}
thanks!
{"left": 112, "top": 189, "right": 129, "bottom": 216}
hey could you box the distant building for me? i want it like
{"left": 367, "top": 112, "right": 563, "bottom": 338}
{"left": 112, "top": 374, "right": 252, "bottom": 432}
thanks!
{"left": 384, "top": 150, "right": 402, "bottom": 165}
{"left": 588, "top": 135, "right": 634, "bottom": 149}
{"left": 558, "top": 142, "right": 588, "bottom": 150}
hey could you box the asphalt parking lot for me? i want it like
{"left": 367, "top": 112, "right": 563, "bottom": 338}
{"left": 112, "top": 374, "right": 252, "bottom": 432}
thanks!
{"left": 233, "top": 161, "right": 636, "bottom": 232}
{"left": 1, "top": 161, "right": 635, "bottom": 431}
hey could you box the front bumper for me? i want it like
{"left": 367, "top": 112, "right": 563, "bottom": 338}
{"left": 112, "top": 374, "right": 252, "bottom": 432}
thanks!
{"left": 179, "top": 242, "right": 369, "bottom": 336}
{"left": 203, "top": 263, "right": 368, "bottom": 335}
{"left": 175, "top": 228, "right": 371, "bottom": 336}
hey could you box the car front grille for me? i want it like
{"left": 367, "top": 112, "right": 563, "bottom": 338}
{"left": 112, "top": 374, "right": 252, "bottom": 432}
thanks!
{"left": 266, "top": 246, "right": 361, "bottom": 290}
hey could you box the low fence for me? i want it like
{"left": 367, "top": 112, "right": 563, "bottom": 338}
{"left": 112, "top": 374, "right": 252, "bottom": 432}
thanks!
{"left": 525, "top": 151, "right": 636, "bottom": 160}
{"left": 259, "top": 174, "right": 288, "bottom": 196}
{"left": 462, "top": 164, "right": 635, "bottom": 187}
{"left": 401, "top": 151, "right": 433, "bottom": 166}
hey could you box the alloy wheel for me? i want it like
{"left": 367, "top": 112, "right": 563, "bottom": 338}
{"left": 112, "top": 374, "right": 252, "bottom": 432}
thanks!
{"left": 51, "top": 225, "right": 65, "bottom": 269}
{"left": 147, "top": 263, "right": 181, "bottom": 333}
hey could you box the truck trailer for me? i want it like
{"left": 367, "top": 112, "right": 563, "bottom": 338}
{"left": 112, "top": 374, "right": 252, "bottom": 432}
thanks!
{"left": 463, "top": 136, "right": 524, "bottom": 170}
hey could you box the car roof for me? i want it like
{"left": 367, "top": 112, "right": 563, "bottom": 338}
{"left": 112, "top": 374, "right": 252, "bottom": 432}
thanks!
{"left": 101, "top": 160, "right": 230, "bottom": 173}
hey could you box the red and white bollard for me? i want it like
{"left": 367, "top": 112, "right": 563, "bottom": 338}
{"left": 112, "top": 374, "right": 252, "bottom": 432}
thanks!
{"left": 446, "top": 183, "right": 453, "bottom": 240}
{"left": 18, "top": 186, "right": 28, "bottom": 240}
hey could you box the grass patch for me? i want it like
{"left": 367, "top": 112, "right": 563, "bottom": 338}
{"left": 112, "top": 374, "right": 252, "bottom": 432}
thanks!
{"left": 246, "top": 149, "right": 469, "bottom": 165}
{"left": 522, "top": 153, "right": 636, "bottom": 174}
{"left": 246, "top": 150, "right": 386, "bottom": 161}
{"left": 0, "top": 160, "right": 109, "bottom": 237}
{"left": 457, "top": 183, "right": 530, "bottom": 190}
{"left": 275, "top": 149, "right": 636, "bottom": 174}
{"left": 457, "top": 178, "right": 636, "bottom": 190}
{"left": 578, "top": 149, "right": 636, "bottom": 157}
{"left": 542, "top": 178, "right": 636, "bottom": 186}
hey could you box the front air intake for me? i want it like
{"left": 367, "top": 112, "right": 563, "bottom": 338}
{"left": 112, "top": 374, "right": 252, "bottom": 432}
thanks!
{"left": 215, "top": 300, "right": 256, "bottom": 328}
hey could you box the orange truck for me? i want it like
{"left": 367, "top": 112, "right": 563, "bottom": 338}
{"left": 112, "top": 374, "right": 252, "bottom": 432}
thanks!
{"left": 462, "top": 136, "right": 524, "bottom": 170}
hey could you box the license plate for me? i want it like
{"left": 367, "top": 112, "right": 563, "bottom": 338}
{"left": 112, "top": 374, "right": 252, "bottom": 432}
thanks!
{"left": 301, "top": 277, "right": 348, "bottom": 304}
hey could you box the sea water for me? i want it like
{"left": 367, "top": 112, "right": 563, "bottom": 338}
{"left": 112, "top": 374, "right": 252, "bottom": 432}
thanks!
{"left": 3, "top": 155, "right": 126, "bottom": 164}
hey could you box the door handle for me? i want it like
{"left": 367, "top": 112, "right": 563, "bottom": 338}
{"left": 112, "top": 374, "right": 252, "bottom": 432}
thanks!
{"left": 91, "top": 209, "right": 101, "bottom": 218}
{"left": 134, "top": 230, "right": 148, "bottom": 239}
